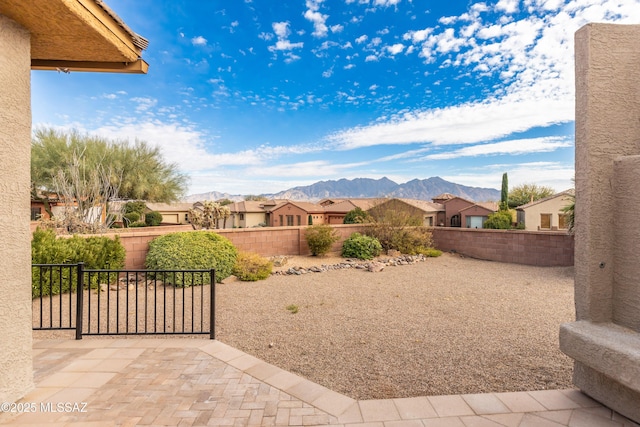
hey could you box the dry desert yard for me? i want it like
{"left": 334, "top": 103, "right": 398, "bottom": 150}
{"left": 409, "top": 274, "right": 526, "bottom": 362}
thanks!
{"left": 33, "top": 252, "right": 575, "bottom": 401}
{"left": 215, "top": 252, "right": 575, "bottom": 400}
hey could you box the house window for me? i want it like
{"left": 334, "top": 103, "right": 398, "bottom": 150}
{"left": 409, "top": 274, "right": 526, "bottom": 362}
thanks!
{"left": 558, "top": 213, "right": 569, "bottom": 229}
{"left": 425, "top": 216, "right": 433, "bottom": 226}
{"left": 540, "top": 213, "right": 552, "bottom": 229}
{"left": 279, "top": 215, "right": 283, "bottom": 225}
{"left": 296, "top": 215, "right": 301, "bottom": 226}
{"left": 286, "top": 215, "right": 294, "bottom": 226}
{"left": 185, "top": 213, "right": 189, "bottom": 221}
{"left": 239, "top": 213, "right": 245, "bottom": 220}
{"left": 31, "top": 207, "right": 41, "bottom": 221}
{"left": 451, "top": 214, "right": 461, "bottom": 227}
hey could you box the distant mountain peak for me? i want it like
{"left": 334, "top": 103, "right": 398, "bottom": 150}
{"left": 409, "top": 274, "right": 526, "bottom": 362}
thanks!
{"left": 184, "top": 177, "right": 500, "bottom": 203}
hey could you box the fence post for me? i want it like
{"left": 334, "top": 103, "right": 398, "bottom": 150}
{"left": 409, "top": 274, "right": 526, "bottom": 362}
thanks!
{"left": 75, "top": 263, "right": 84, "bottom": 340}
{"left": 210, "top": 269, "right": 215, "bottom": 340}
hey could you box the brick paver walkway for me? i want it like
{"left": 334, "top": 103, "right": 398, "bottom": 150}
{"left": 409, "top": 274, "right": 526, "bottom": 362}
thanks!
{"left": 0, "top": 339, "right": 638, "bottom": 426}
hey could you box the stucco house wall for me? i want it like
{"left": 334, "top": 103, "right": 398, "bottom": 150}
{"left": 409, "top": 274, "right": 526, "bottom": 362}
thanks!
{"left": 441, "top": 198, "right": 475, "bottom": 227}
{"left": 459, "top": 204, "right": 494, "bottom": 229}
{"left": 268, "top": 203, "right": 324, "bottom": 227}
{"left": 517, "top": 192, "right": 573, "bottom": 231}
{"left": 559, "top": 23, "right": 640, "bottom": 422}
{"left": 0, "top": 14, "right": 34, "bottom": 403}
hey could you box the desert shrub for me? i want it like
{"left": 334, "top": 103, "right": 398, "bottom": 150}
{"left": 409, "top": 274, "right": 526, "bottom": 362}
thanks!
{"left": 123, "top": 211, "right": 140, "bottom": 226}
{"left": 233, "top": 252, "right": 273, "bottom": 281}
{"left": 423, "top": 248, "right": 443, "bottom": 257}
{"left": 343, "top": 207, "right": 371, "bottom": 224}
{"left": 341, "top": 233, "right": 382, "bottom": 260}
{"left": 145, "top": 231, "right": 238, "bottom": 286}
{"left": 145, "top": 211, "right": 163, "bottom": 226}
{"left": 483, "top": 210, "right": 513, "bottom": 229}
{"left": 124, "top": 201, "right": 146, "bottom": 214}
{"left": 304, "top": 224, "right": 339, "bottom": 256}
{"left": 31, "top": 228, "right": 125, "bottom": 298}
{"left": 128, "top": 221, "right": 147, "bottom": 228}
{"left": 363, "top": 208, "right": 434, "bottom": 254}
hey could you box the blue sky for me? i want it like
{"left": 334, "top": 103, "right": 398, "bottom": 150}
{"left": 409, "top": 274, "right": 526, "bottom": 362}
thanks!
{"left": 31, "top": 0, "right": 639, "bottom": 197}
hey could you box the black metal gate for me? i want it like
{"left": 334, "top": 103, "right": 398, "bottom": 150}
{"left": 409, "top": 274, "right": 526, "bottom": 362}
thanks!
{"left": 32, "top": 263, "right": 215, "bottom": 339}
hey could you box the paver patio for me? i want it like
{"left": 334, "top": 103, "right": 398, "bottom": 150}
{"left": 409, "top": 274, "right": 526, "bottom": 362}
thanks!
{"left": 0, "top": 339, "right": 637, "bottom": 426}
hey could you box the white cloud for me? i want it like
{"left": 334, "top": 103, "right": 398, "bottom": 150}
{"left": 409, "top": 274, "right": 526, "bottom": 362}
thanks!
{"left": 327, "top": 85, "right": 574, "bottom": 149}
{"left": 272, "top": 22, "right": 290, "bottom": 38}
{"left": 328, "top": 0, "right": 638, "bottom": 153}
{"left": 268, "top": 22, "right": 304, "bottom": 58}
{"left": 365, "top": 54, "right": 379, "bottom": 62}
{"left": 130, "top": 97, "right": 157, "bottom": 112}
{"left": 423, "top": 136, "right": 573, "bottom": 160}
{"left": 191, "top": 36, "right": 207, "bottom": 46}
{"left": 403, "top": 28, "right": 433, "bottom": 43}
{"left": 386, "top": 43, "right": 405, "bottom": 55}
{"left": 355, "top": 35, "right": 368, "bottom": 44}
{"left": 495, "top": 0, "right": 519, "bottom": 14}
{"left": 304, "top": 10, "right": 329, "bottom": 37}
{"left": 443, "top": 162, "right": 574, "bottom": 193}
{"left": 271, "top": 40, "right": 304, "bottom": 51}
{"left": 374, "top": 0, "right": 401, "bottom": 7}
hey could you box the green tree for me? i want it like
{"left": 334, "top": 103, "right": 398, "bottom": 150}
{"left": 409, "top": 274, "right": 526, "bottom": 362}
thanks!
{"left": 484, "top": 210, "right": 513, "bottom": 229}
{"left": 343, "top": 207, "right": 371, "bottom": 224}
{"left": 500, "top": 173, "right": 509, "bottom": 211}
{"left": 508, "top": 183, "right": 556, "bottom": 208}
{"left": 31, "top": 128, "right": 188, "bottom": 217}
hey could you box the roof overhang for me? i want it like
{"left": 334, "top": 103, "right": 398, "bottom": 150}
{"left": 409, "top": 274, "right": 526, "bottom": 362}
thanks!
{"left": 0, "top": 0, "right": 148, "bottom": 74}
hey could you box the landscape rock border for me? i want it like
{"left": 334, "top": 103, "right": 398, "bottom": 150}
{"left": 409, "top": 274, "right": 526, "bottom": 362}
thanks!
{"left": 271, "top": 254, "right": 428, "bottom": 275}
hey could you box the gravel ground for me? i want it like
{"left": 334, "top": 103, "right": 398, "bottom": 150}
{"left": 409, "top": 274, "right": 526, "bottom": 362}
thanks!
{"left": 34, "top": 252, "right": 576, "bottom": 400}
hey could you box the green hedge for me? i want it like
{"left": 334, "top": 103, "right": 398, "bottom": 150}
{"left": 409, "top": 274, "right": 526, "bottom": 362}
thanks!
{"left": 341, "top": 233, "right": 382, "bottom": 260}
{"left": 31, "top": 229, "right": 125, "bottom": 298}
{"left": 145, "top": 211, "right": 163, "bottom": 226}
{"left": 145, "top": 231, "right": 238, "bottom": 286}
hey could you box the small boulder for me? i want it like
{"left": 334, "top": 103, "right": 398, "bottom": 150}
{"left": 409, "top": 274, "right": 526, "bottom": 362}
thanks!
{"left": 367, "top": 262, "right": 385, "bottom": 273}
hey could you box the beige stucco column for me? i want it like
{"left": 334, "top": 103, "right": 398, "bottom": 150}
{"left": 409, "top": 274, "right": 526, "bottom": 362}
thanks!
{"left": 0, "top": 15, "right": 34, "bottom": 402}
{"left": 560, "top": 23, "right": 640, "bottom": 423}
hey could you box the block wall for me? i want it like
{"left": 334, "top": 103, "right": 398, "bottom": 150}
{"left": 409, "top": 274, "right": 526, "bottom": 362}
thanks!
{"left": 117, "top": 225, "right": 573, "bottom": 269}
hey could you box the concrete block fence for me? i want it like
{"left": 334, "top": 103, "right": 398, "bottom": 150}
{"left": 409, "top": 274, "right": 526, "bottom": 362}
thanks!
{"left": 104, "top": 224, "right": 573, "bottom": 270}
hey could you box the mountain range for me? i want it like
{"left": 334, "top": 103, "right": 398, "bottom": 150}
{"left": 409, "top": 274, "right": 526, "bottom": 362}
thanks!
{"left": 184, "top": 177, "right": 500, "bottom": 203}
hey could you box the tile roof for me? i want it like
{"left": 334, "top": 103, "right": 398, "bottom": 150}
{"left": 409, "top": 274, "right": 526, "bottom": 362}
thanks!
{"left": 515, "top": 189, "right": 575, "bottom": 210}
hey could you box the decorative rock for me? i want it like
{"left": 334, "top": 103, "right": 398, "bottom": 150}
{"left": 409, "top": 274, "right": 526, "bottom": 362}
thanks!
{"left": 367, "top": 262, "right": 385, "bottom": 273}
{"left": 270, "top": 255, "right": 289, "bottom": 267}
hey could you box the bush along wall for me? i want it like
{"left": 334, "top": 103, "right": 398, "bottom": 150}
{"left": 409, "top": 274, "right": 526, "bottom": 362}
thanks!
{"left": 31, "top": 228, "right": 125, "bottom": 298}
{"left": 145, "top": 231, "right": 238, "bottom": 286}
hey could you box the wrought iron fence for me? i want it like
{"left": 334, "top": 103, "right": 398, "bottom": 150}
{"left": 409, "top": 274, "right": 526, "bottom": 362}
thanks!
{"left": 32, "top": 263, "right": 215, "bottom": 339}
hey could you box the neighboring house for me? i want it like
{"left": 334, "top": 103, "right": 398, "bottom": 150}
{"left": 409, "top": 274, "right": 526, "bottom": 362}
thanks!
{"left": 432, "top": 193, "right": 499, "bottom": 228}
{"left": 145, "top": 202, "right": 192, "bottom": 225}
{"left": 516, "top": 189, "right": 574, "bottom": 231}
{"left": 459, "top": 203, "right": 498, "bottom": 228}
{"left": 266, "top": 201, "right": 326, "bottom": 227}
{"left": 321, "top": 198, "right": 385, "bottom": 224}
{"left": 227, "top": 201, "right": 271, "bottom": 228}
{"left": 30, "top": 194, "right": 64, "bottom": 221}
{"left": 367, "top": 198, "right": 445, "bottom": 226}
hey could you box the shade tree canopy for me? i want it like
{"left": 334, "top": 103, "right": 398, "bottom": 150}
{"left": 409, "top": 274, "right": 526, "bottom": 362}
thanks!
{"left": 31, "top": 127, "right": 188, "bottom": 210}
{"left": 508, "top": 183, "right": 556, "bottom": 208}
